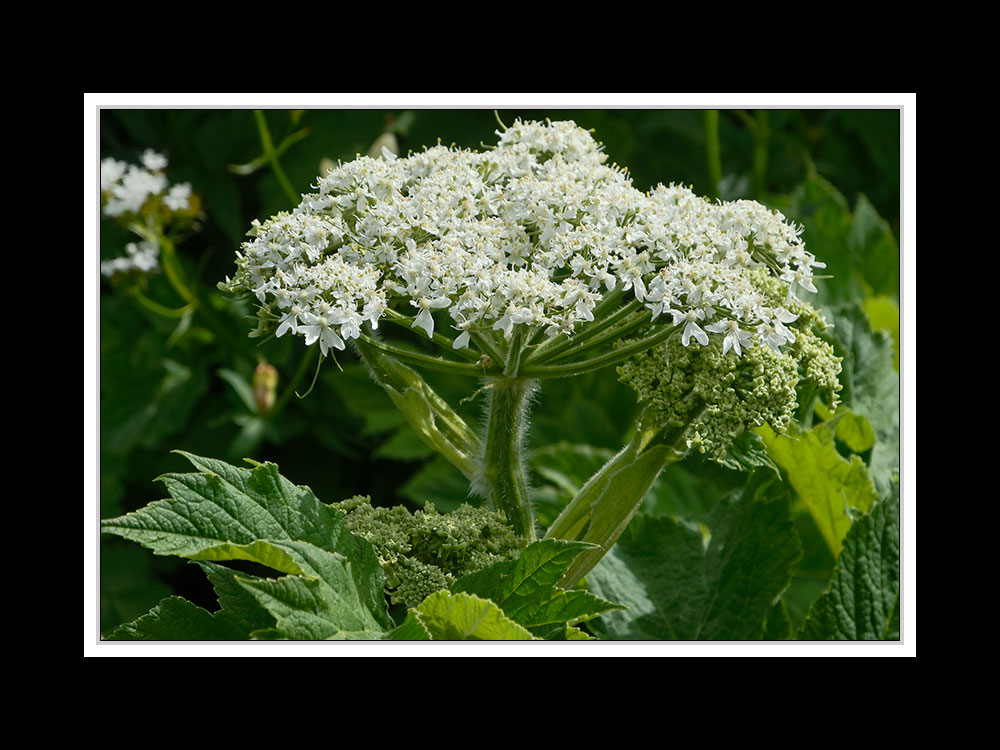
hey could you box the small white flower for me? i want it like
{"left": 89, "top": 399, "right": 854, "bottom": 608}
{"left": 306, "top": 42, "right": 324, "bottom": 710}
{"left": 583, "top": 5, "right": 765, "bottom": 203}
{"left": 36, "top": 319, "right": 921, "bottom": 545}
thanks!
{"left": 672, "top": 308, "right": 708, "bottom": 347}
{"left": 411, "top": 296, "right": 451, "bottom": 338}
{"left": 299, "top": 312, "right": 346, "bottom": 356}
{"left": 757, "top": 321, "right": 791, "bottom": 353}
{"left": 141, "top": 149, "right": 168, "bottom": 171}
{"left": 275, "top": 306, "right": 303, "bottom": 337}
{"left": 706, "top": 318, "right": 753, "bottom": 356}
{"left": 163, "top": 183, "right": 192, "bottom": 211}
{"left": 100, "top": 158, "right": 128, "bottom": 191}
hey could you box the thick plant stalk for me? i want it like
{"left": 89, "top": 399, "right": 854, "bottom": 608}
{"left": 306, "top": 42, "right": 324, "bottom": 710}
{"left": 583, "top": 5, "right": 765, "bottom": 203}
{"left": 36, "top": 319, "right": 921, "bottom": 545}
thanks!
{"left": 545, "top": 407, "right": 698, "bottom": 588}
{"left": 477, "top": 375, "right": 538, "bottom": 540}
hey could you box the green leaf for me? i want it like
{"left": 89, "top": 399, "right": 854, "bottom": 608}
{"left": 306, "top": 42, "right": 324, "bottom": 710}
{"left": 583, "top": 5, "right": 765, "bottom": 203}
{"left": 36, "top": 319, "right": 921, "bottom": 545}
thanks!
{"left": 232, "top": 541, "right": 389, "bottom": 640}
{"left": 453, "top": 539, "right": 624, "bottom": 632}
{"left": 862, "top": 294, "right": 900, "bottom": 372}
{"left": 848, "top": 194, "right": 900, "bottom": 300}
{"left": 196, "top": 561, "right": 276, "bottom": 636}
{"left": 758, "top": 421, "right": 877, "bottom": 557}
{"left": 386, "top": 610, "right": 431, "bottom": 640}
{"left": 832, "top": 408, "right": 876, "bottom": 454}
{"left": 408, "top": 591, "right": 539, "bottom": 640}
{"left": 774, "top": 175, "right": 898, "bottom": 307}
{"left": 759, "top": 600, "right": 794, "bottom": 641}
{"left": 799, "top": 483, "right": 900, "bottom": 640}
{"left": 104, "top": 596, "right": 246, "bottom": 641}
{"left": 825, "top": 304, "right": 900, "bottom": 499}
{"left": 586, "top": 487, "right": 802, "bottom": 640}
{"left": 101, "top": 452, "right": 394, "bottom": 638}
{"left": 714, "top": 429, "right": 779, "bottom": 475}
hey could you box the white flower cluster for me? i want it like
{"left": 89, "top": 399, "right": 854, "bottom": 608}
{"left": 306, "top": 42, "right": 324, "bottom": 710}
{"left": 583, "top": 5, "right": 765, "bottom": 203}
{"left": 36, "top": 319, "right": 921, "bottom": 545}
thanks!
{"left": 227, "top": 120, "right": 826, "bottom": 359}
{"left": 100, "top": 240, "right": 160, "bottom": 277}
{"left": 101, "top": 149, "right": 192, "bottom": 218}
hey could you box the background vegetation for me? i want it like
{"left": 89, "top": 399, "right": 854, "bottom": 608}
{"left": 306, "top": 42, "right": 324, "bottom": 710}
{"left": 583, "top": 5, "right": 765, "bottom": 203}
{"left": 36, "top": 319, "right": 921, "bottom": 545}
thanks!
{"left": 98, "top": 108, "right": 901, "bottom": 636}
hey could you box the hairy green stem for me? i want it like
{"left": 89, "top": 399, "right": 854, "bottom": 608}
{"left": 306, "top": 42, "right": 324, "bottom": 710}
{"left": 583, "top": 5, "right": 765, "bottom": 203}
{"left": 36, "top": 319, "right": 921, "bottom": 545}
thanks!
{"left": 545, "top": 404, "right": 703, "bottom": 588}
{"left": 477, "top": 376, "right": 537, "bottom": 540}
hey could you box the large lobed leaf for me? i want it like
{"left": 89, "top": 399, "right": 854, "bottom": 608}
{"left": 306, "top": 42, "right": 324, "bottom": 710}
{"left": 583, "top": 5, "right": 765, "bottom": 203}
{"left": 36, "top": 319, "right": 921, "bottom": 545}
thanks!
{"left": 586, "top": 484, "right": 802, "bottom": 640}
{"left": 102, "top": 452, "right": 393, "bottom": 639}
{"left": 758, "top": 421, "right": 877, "bottom": 557}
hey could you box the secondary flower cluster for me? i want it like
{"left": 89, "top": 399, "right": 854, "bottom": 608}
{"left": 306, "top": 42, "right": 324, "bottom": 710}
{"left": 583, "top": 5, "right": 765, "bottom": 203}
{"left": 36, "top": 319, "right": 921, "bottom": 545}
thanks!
{"left": 333, "top": 496, "right": 522, "bottom": 607}
{"left": 224, "top": 119, "right": 827, "bottom": 360}
{"left": 99, "top": 240, "right": 160, "bottom": 278}
{"left": 101, "top": 149, "right": 193, "bottom": 218}
{"left": 100, "top": 150, "right": 198, "bottom": 278}
{"left": 617, "top": 268, "right": 841, "bottom": 462}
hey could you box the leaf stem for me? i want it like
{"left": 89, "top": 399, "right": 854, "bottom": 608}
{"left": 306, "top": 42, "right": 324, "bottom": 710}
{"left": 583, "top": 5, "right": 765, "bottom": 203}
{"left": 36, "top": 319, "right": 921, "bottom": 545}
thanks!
{"left": 545, "top": 401, "right": 704, "bottom": 588}
{"left": 380, "top": 308, "right": 481, "bottom": 361}
{"left": 704, "top": 109, "right": 722, "bottom": 200}
{"left": 526, "top": 295, "right": 641, "bottom": 366}
{"left": 546, "top": 307, "right": 650, "bottom": 364}
{"left": 519, "top": 325, "right": 678, "bottom": 379}
{"left": 356, "top": 332, "right": 498, "bottom": 377}
{"left": 254, "top": 110, "right": 299, "bottom": 206}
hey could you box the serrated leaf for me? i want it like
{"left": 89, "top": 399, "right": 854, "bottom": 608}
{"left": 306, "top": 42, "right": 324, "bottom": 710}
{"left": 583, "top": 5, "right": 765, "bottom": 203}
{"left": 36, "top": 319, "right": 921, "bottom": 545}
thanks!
{"left": 411, "top": 591, "right": 538, "bottom": 640}
{"left": 387, "top": 610, "right": 431, "bottom": 640}
{"left": 235, "top": 551, "right": 388, "bottom": 640}
{"left": 196, "top": 561, "right": 276, "bottom": 636}
{"left": 799, "top": 483, "right": 900, "bottom": 640}
{"left": 104, "top": 596, "right": 246, "bottom": 641}
{"left": 715, "top": 429, "right": 779, "bottom": 475}
{"left": 101, "top": 452, "right": 394, "bottom": 638}
{"left": 825, "top": 304, "right": 900, "bottom": 499}
{"left": 758, "top": 421, "right": 877, "bottom": 557}
{"left": 453, "top": 539, "right": 624, "bottom": 631}
{"left": 587, "top": 490, "right": 802, "bottom": 640}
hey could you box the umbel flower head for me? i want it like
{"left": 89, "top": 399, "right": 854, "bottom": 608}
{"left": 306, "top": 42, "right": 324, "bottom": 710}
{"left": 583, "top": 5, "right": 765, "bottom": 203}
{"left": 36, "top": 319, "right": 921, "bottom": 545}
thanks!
{"left": 222, "top": 119, "right": 828, "bottom": 361}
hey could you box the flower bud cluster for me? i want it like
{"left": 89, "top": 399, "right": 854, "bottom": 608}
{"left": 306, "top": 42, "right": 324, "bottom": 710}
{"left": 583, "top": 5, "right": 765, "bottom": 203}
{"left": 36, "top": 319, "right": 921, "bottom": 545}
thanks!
{"left": 224, "top": 120, "right": 827, "bottom": 360}
{"left": 617, "top": 267, "right": 841, "bottom": 462}
{"left": 332, "top": 496, "right": 523, "bottom": 607}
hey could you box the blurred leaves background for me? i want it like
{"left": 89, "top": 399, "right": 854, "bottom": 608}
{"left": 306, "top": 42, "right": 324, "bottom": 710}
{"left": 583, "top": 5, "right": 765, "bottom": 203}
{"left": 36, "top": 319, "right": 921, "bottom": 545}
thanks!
{"left": 98, "top": 108, "right": 901, "bottom": 635}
